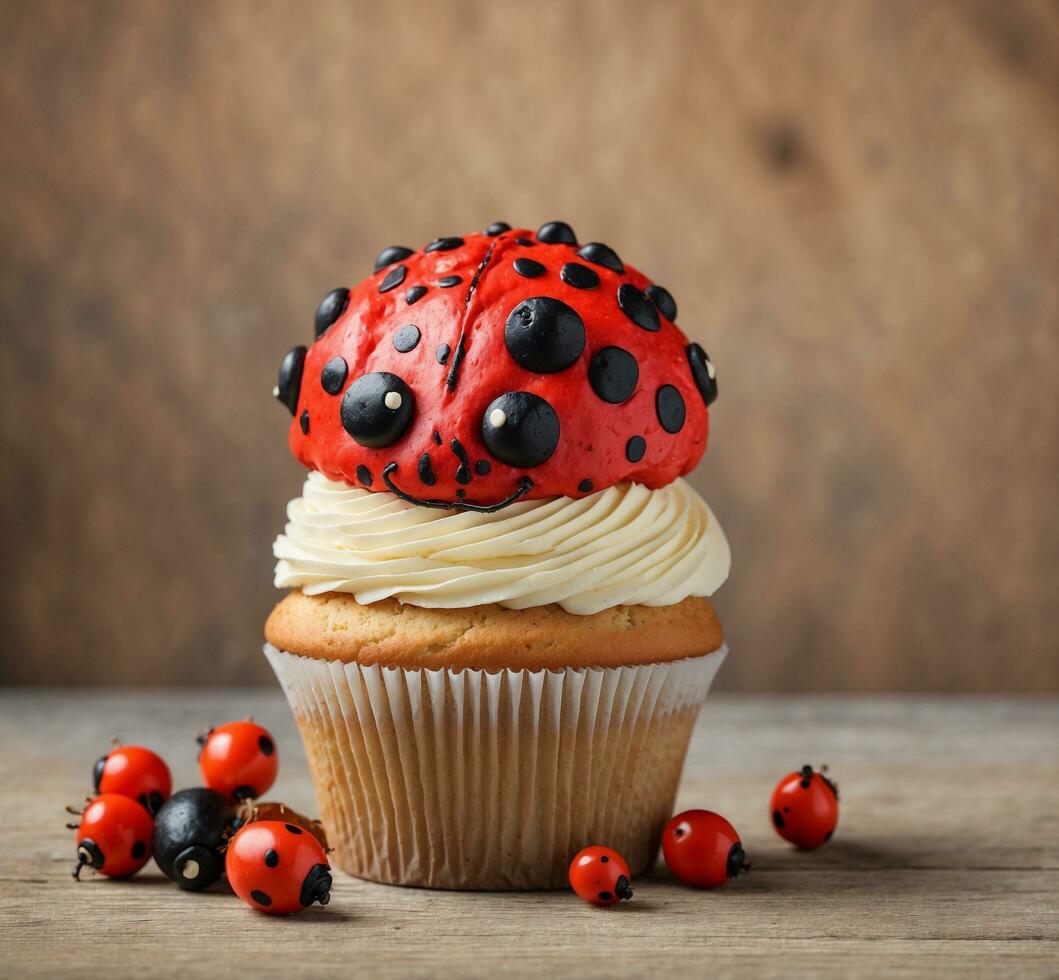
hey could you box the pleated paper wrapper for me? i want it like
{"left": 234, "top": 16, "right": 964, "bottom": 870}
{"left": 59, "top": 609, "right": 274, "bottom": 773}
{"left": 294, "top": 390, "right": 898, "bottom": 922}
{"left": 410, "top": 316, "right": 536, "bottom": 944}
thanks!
{"left": 266, "top": 643, "right": 727, "bottom": 890}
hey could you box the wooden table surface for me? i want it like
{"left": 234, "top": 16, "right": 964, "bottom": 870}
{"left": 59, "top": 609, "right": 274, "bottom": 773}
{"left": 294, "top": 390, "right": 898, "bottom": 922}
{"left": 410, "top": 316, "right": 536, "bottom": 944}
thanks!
{"left": 1, "top": 691, "right": 1056, "bottom": 978}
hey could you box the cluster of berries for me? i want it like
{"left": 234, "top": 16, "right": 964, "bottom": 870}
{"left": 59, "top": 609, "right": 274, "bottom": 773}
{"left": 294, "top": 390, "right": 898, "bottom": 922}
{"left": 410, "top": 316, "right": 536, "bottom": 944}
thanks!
{"left": 569, "top": 765, "right": 839, "bottom": 906}
{"left": 66, "top": 720, "right": 332, "bottom": 916}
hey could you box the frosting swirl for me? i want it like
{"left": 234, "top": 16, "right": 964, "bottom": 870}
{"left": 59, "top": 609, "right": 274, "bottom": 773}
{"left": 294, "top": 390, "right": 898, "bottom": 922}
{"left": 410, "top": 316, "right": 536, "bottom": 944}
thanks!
{"left": 274, "top": 472, "right": 730, "bottom": 615}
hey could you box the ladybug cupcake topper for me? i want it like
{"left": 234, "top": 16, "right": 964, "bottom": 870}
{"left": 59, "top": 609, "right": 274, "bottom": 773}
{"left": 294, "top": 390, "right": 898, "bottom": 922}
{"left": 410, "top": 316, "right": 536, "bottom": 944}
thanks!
{"left": 276, "top": 221, "right": 719, "bottom": 509}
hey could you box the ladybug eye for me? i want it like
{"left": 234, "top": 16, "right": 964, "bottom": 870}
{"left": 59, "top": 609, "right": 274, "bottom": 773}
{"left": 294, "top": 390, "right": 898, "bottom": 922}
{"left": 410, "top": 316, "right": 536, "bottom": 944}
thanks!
{"left": 341, "top": 372, "right": 415, "bottom": 448}
{"left": 686, "top": 343, "right": 718, "bottom": 406}
{"left": 275, "top": 346, "right": 306, "bottom": 415}
{"left": 481, "top": 391, "right": 560, "bottom": 468}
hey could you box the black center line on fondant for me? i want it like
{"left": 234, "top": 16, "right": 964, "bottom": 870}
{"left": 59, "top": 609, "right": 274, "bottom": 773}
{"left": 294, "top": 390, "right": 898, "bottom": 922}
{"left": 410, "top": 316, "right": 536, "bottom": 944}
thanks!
{"left": 447, "top": 238, "right": 499, "bottom": 393}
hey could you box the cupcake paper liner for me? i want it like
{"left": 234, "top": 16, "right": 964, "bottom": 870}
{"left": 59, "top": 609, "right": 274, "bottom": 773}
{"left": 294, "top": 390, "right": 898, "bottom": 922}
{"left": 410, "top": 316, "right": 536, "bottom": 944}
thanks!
{"left": 265, "top": 643, "right": 727, "bottom": 890}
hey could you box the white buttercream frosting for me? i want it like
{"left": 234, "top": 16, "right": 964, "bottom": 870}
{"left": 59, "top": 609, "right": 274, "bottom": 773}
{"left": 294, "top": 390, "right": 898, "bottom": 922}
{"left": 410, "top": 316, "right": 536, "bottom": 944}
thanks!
{"left": 274, "top": 472, "right": 730, "bottom": 615}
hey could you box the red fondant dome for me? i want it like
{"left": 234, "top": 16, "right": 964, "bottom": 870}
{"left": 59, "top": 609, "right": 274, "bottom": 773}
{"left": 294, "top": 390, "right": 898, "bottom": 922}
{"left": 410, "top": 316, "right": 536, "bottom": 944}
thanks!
{"left": 275, "top": 223, "right": 717, "bottom": 510}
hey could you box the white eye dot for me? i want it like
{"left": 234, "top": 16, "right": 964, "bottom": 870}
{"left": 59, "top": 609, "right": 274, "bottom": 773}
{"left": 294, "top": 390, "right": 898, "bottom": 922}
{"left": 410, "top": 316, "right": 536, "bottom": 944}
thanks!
{"left": 706, "top": 359, "right": 716, "bottom": 380}
{"left": 489, "top": 408, "right": 507, "bottom": 428}
{"left": 384, "top": 391, "right": 403, "bottom": 410}
{"left": 181, "top": 859, "right": 200, "bottom": 880}
{"left": 272, "top": 386, "right": 280, "bottom": 398}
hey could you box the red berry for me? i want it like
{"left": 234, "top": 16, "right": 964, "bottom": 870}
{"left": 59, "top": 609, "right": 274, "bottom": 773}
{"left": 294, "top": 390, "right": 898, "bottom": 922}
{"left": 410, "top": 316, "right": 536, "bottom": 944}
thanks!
{"left": 568, "top": 846, "right": 633, "bottom": 907}
{"left": 662, "top": 809, "right": 749, "bottom": 888}
{"left": 71, "top": 794, "right": 154, "bottom": 879}
{"left": 93, "top": 745, "right": 172, "bottom": 814}
{"left": 226, "top": 820, "right": 332, "bottom": 915}
{"left": 770, "top": 765, "right": 839, "bottom": 849}
{"left": 198, "top": 721, "right": 278, "bottom": 801}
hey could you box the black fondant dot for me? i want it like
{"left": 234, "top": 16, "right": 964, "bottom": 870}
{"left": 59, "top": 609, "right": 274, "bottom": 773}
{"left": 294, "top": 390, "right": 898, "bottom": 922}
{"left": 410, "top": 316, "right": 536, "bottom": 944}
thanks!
{"left": 451, "top": 438, "right": 471, "bottom": 484}
{"left": 132, "top": 840, "right": 146, "bottom": 860}
{"left": 626, "top": 435, "right": 646, "bottom": 462}
{"left": 356, "top": 464, "right": 373, "bottom": 487}
{"left": 276, "top": 346, "right": 306, "bottom": 415}
{"left": 578, "top": 478, "right": 593, "bottom": 493}
{"left": 299, "top": 409, "right": 310, "bottom": 434}
{"left": 560, "top": 262, "right": 599, "bottom": 290}
{"left": 645, "top": 284, "right": 677, "bottom": 321}
{"left": 393, "top": 324, "right": 421, "bottom": 352}
{"left": 436, "top": 343, "right": 450, "bottom": 365}
{"left": 475, "top": 459, "right": 491, "bottom": 475}
{"left": 577, "top": 242, "right": 624, "bottom": 273}
{"left": 425, "top": 237, "right": 464, "bottom": 253}
{"left": 264, "top": 848, "right": 279, "bottom": 868}
{"left": 656, "top": 385, "right": 686, "bottom": 433}
{"left": 418, "top": 453, "right": 436, "bottom": 486}
{"left": 481, "top": 392, "right": 560, "bottom": 468}
{"left": 373, "top": 245, "right": 413, "bottom": 273}
{"left": 405, "top": 285, "right": 428, "bottom": 305}
{"left": 258, "top": 735, "right": 274, "bottom": 756}
{"left": 513, "top": 257, "right": 546, "bottom": 278}
{"left": 251, "top": 890, "right": 272, "bottom": 907}
{"left": 600, "top": 855, "right": 609, "bottom": 863}
{"left": 589, "top": 346, "right": 639, "bottom": 404}
{"left": 617, "top": 283, "right": 660, "bottom": 331}
{"left": 485, "top": 222, "right": 511, "bottom": 236}
{"left": 438, "top": 275, "right": 462, "bottom": 288}
{"left": 536, "top": 221, "right": 577, "bottom": 245}
{"left": 284, "top": 824, "right": 303, "bottom": 835}
{"left": 341, "top": 372, "right": 415, "bottom": 448}
{"left": 321, "top": 356, "right": 348, "bottom": 395}
{"left": 378, "top": 264, "right": 406, "bottom": 293}
{"left": 686, "top": 343, "right": 718, "bottom": 406}
{"left": 515, "top": 237, "right": 534, "bottom": 246}
{"left": 314, "top": 289, "right": 350, "bottom": 338}
{"left": 504, "top": 296, "right": 586, "bottom": 374}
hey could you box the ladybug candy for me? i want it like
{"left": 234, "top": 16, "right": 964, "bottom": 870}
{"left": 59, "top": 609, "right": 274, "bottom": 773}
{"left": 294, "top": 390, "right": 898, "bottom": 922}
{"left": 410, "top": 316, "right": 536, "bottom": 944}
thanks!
{"left": 198, "top": 720, "right": 278, "bottom": 801}
{"left": 153, "top": 788, "right": 239, "bottom": 891}
{"left": 93, "top": 743, "right": 171, "bottom": 814}
{"left": 771, "top": 765, "right": 839, "bottom": 850}
{"left": 226, "top": 820, "right": 332, "bottom": 914}
{"left": 568, "top": 846, "right": 634, "bottom": 907}
{"left": 662, "top": 810, "right": 750, "bottom": 889}
{"left": 68, "top": 794, "right": 154, "bottom": 880}
{"left": 277, "top": 221, "right": 719, "bottom": 510}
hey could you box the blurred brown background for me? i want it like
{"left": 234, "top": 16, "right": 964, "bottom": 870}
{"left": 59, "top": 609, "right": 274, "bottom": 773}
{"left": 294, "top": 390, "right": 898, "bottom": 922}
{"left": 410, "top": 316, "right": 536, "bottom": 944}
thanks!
{"left": 1, "top": 0, "right": 1056, "bottom": 690}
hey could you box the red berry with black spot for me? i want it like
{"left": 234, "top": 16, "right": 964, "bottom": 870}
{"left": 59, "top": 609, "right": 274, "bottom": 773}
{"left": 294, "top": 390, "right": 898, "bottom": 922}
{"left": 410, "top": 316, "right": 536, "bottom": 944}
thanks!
{"left": 771, "top": 765, "right": 839, "bottom": 849}
{"left": 198, "top": 721, "right": 278, "bottom": 801}
{"left": 93, "top": 744, "right": 172, "bottom": 814}
{"left": 568, "top": 845, "right": 633, "bottom": 907}
{"left": 69, "top": 794, "right": 154, "bottom": 880}
{"left": 226, "top": 820, "right": 332, "bottom": 915}
{"left": 662, "top": 809, "right": 749, "bottom": 888}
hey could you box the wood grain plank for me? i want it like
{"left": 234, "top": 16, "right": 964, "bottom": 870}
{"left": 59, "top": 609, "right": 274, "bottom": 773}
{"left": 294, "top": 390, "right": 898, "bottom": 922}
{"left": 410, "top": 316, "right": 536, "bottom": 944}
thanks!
{"left": 1, "top": 692, "right": 1055, "bottom": 977}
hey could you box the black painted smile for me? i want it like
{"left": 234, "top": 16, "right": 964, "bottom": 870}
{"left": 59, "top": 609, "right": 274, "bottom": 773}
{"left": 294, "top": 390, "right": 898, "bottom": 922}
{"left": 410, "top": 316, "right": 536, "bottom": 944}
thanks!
{"left": 382, "top": 463, "right": 533, "bottom": 513}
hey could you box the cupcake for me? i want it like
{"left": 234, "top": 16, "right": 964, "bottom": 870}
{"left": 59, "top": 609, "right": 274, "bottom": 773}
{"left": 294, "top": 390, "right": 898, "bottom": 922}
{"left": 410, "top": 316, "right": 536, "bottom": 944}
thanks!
{"left": 265, "top": 221, "right": 729, "bottom": 889}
